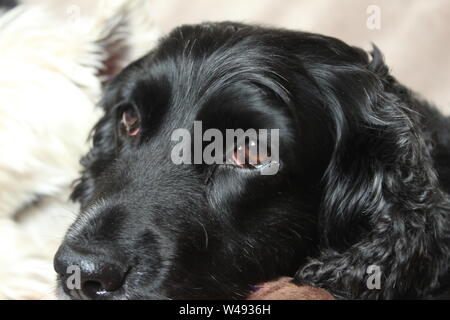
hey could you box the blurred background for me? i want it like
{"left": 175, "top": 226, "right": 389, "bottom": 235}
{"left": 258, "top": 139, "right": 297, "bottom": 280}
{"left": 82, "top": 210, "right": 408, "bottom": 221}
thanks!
{"left": 25, "top": 0, "right": 450, "bottom": 112}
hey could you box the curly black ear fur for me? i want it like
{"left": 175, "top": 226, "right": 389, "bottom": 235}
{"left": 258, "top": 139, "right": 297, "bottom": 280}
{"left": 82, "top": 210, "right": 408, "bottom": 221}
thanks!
{"left": 294, "top": 45, "right": 450, "bottom": 299}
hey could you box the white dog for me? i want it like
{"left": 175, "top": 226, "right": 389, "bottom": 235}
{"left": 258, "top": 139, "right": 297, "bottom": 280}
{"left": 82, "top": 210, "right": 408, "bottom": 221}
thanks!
{"left": 0, "top": 0, "right": 158, "bottom": 299}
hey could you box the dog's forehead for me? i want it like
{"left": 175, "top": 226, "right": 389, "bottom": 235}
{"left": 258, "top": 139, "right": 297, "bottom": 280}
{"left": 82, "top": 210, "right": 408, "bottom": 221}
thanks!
{"left": 114, "top": 29, "right": 294, "bottom": 130}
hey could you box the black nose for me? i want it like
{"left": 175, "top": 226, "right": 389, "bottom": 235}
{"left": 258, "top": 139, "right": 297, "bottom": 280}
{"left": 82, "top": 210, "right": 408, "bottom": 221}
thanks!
{"left": 54, "top": 243, "right": 128, "bottom": 299}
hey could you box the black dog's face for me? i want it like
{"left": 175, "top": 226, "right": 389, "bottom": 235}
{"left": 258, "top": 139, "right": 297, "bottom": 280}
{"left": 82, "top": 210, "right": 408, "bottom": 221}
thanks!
{"left": 54, "top": 22, "right": 377, "bottom": 299}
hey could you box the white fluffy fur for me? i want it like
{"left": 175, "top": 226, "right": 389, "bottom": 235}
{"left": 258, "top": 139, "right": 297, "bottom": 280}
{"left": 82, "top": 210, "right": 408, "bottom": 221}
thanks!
{"left": 0, "top": 0, "right": 159, "bottom": 299}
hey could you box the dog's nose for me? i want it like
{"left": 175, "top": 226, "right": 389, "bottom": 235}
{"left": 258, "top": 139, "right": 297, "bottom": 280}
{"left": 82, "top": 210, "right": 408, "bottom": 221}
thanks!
{"left": 54, "top": 243, "right": 127, "bottom": 299}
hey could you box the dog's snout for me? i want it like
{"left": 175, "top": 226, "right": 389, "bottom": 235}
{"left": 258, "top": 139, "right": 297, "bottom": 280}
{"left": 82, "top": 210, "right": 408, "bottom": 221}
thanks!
{"left": 54, "top": 243, "right": 128, "bottom": 300}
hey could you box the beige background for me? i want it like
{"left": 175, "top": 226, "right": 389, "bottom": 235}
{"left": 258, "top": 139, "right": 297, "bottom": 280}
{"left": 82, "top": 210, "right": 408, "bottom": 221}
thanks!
{"left": 27, "top": 0, "right": 450, "bottom": 113}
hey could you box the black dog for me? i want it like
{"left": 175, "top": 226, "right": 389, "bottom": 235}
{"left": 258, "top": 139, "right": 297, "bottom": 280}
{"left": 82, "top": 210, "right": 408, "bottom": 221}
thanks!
{"left": 54, "top": 22, "right": 450, "bottom": 299}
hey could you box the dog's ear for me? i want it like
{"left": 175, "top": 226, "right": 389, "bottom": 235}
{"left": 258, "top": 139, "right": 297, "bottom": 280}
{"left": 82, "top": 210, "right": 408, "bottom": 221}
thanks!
{"left": 303, "top": 45, "right": 442, "bottom": 250}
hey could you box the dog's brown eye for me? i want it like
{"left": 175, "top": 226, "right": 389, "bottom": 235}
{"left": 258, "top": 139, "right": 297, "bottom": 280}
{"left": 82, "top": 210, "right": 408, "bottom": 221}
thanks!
{"left": 121, "top": 108, "right": 140, "bottom": 137}
{"left": 231, "top": 140, "right": 269, "bottom": 169}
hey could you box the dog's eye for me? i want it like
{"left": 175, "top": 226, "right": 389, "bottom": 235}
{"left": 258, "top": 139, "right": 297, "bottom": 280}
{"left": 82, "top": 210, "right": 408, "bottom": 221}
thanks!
{"left": 230, "top": 140, "right": 269, "bottom": 170}
{"left": 120, "top": 108, "right": 140, "bottom": 137}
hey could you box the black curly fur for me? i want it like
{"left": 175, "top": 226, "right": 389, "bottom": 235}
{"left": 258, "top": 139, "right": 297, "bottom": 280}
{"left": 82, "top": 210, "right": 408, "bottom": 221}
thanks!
{"left": 293, "top": 46, "right": 450, "bottom": 299}
{"left": 58, "top": 22, "right": 450, "bottom": 299}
